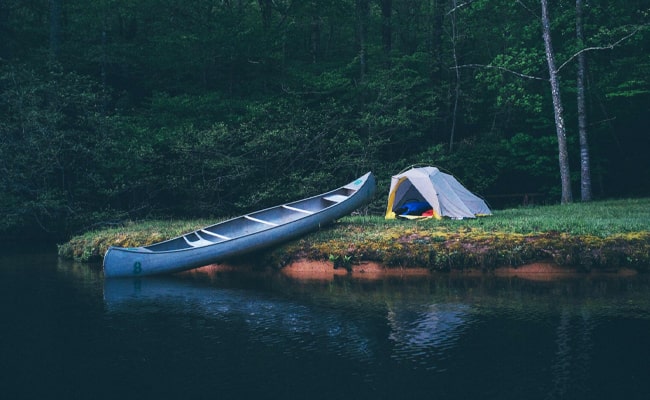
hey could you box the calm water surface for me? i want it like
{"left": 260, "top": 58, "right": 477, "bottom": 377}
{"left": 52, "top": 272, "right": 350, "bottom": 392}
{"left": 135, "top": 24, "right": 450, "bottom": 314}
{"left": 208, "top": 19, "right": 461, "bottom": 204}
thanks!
{"left": 1, "top": 250, "right": 649, "bottom": 400}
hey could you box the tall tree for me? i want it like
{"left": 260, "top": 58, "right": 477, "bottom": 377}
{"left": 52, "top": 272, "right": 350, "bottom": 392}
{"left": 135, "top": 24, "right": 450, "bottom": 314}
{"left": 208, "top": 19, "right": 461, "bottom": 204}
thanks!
{"left": 356, "top": 0, "right": 370, "bottom": 82}
{"left": 49, "top": 0, "right": 62, "bottom": 58}
{"left": 0, "top": 1, "right": 10, "bottom": 59}
{"left": 258, "top": 0, "right": 273, "bottom": 32}
{"left": 541, "top": 0, "right": 572, "bottom": 204}
{"left": 575, "top": 0, "right": 591, "bottom": 201}
{"left": 380, "top": 0, "right": 392, "bottom": 57}
{"left": 448, "top": 0, "right": 461, "bottom": 152}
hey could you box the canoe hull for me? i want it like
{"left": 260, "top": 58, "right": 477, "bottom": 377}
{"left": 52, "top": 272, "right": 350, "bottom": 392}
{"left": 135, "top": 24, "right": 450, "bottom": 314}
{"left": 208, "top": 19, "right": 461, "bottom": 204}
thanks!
{"left": 103, "top": 172, "right": 375, "bottom": 278}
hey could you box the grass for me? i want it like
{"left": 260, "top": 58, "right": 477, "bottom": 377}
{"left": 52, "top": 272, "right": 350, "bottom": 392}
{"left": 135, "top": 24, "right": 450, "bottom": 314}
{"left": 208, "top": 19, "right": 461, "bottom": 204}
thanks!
{"left": 58, "top": 219, "right": 220, "bottom": 262}
{"left": 345, "top": 198, "right": 650, "bottom": 236}
{"left": 479, "top": 198, "right": 650, "bottom": 235}
{"left": 58, "top": 198, "right": 650, "bottom": 272}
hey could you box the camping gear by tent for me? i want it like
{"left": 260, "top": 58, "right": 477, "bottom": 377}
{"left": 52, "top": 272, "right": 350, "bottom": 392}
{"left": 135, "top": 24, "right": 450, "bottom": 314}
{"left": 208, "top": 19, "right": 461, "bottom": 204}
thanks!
{"left": 385, "top": 166, "right": 491, "bottom": 219}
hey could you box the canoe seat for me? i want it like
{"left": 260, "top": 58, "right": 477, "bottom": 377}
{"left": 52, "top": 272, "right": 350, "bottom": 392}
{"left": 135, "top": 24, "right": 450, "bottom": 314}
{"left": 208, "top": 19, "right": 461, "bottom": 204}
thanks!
{"left": 245, "top": 215, "right": 278, "bottom": 226}
{"left": 200, "top": 229, "right": 230, "bottom": 240}
{"left": 282, "top": 205, "right": 314, "bottom": 214}
{"left": 183, "top": 235, "right": 214, "bottom": 247}
{"left": 323, "top": 194, "right": 349, "bottom": 203}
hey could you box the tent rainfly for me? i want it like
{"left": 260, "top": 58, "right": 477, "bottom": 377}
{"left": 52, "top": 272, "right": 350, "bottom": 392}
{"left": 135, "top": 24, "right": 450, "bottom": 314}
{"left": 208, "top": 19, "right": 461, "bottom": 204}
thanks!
{"left": 385, "top": 166, "right": 491, "bottom": 220}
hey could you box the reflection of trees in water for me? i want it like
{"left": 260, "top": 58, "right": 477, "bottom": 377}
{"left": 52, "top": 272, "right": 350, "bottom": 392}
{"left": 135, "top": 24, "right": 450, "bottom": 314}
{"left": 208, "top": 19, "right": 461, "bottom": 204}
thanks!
{"left": 101, "top": 272, "right": 649, "bottom": 375}
{"left": 547, "top": 307, "right": 595, "bottom": 400}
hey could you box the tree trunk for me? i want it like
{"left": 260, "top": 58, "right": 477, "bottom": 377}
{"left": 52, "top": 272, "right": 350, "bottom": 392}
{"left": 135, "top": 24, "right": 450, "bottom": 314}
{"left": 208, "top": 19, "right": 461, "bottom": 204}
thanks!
{"left": 258, "top": 0, "right": 272, "bottom": 32}
{"left": 381, "top": 0, "right": 392, "bottom": 56}
{"left": 49, "top": 0, "right": 62, "bottom": 58}
{"left": 356, "top": 0, "right": 369, "bottom": 83}
{"left": 576, "top": 0, "right": 592, "bottom": 201}
{"left": 449, "top": 0, "right": 460, "bottom": 152}
{"left": 311, "top": 16, "right": 321, "bottom": 63}
{"left": 0, "top": 1, "right": 10, "bottom": 59}
{"left": 541, "top": 0, "right": 573, "bottom": 204}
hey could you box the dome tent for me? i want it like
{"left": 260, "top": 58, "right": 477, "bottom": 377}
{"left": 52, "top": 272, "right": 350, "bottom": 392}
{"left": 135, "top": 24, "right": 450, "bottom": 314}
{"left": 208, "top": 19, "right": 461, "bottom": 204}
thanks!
{"left": 385, "top": 166, "right": 491, "bottom": 219}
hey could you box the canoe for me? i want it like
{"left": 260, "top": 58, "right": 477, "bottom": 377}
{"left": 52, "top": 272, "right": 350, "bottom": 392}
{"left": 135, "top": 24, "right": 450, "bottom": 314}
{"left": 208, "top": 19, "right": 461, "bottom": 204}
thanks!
{"left": 103, "top": 172, "right": 376, "bottom": 278}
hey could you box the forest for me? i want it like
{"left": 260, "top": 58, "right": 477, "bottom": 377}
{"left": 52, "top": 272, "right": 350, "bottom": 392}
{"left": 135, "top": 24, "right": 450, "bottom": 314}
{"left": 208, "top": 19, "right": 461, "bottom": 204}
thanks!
{"left": 1, "top": 0, "right": 648, "bottom": 240}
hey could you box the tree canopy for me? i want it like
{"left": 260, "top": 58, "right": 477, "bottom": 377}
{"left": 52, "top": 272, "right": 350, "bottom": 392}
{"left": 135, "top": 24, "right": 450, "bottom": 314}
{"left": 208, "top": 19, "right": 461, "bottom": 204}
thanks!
{"left": 1, "top": 0, "right": 648, "bottom": 239}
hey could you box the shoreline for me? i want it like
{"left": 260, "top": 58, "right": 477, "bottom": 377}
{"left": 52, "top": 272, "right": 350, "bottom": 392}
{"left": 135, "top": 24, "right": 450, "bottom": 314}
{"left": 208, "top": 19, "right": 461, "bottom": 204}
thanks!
{"left": 56, "top": 201, "right": 650, "bottom": 275}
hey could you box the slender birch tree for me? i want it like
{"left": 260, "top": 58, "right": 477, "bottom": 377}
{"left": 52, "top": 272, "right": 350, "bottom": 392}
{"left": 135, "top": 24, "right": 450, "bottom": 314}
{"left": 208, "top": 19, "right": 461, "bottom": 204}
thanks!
{"left": 449, "top": 0, "right": 461, "bottom": 152}
{"left": 576, "top": 0, "right": 591, "bottom": 201}
{"left": 541, "top": 0, "right": 573, "bottom": 204}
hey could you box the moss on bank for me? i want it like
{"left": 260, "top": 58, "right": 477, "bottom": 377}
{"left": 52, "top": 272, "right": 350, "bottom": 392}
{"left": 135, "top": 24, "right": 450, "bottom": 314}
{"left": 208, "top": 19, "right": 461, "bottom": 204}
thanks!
{"left": 58, "top": 198, "right": 650, "bottom": 272}
{"left": 265, "top": 225, "right": 650, "bottom": 272}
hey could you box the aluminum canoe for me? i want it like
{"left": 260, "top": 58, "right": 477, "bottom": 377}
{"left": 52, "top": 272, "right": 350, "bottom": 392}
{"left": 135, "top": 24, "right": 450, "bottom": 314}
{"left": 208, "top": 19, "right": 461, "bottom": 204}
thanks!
{"left": 103, "top": 172, "right": 376, "bottom": 278}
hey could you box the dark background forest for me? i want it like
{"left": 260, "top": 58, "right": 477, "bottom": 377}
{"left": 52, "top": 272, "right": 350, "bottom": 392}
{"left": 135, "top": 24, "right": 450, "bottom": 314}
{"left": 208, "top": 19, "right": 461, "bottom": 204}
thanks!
{"left": 1, "top": 0, "right": 648, "bottom": 241}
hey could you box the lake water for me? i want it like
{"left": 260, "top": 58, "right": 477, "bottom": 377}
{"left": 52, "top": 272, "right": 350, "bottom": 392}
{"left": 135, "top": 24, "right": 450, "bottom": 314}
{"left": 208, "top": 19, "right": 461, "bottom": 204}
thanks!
{"left": 1, "top": 250, "right": 649, "bottom": 400}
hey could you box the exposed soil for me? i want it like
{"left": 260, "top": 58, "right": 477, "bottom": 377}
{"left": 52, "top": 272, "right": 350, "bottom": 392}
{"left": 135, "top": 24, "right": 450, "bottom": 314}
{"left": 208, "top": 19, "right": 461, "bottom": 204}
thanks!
{"left": 281, "top": 260, "right": 430, "bottom": 280}
{"left": 184, "top": 259, "right": 639, "bottom": 282}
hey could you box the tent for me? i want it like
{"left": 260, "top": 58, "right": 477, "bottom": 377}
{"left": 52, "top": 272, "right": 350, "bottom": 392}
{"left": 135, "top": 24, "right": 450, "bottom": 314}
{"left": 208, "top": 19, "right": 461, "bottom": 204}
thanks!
{"left": 385, "top": 166, "right": 491, "bottom": 219}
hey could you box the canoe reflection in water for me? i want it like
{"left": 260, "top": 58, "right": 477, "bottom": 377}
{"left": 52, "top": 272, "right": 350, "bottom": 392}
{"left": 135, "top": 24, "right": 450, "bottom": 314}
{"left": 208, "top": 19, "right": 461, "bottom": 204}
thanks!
{"left": 103, "top": 277, "right": 470, "bottom": 364}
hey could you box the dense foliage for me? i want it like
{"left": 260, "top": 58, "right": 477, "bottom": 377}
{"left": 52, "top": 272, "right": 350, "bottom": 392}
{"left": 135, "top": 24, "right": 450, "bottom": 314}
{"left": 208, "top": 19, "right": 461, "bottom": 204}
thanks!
{"left": 1, "top": 0, "right": 648, "bottom": 239}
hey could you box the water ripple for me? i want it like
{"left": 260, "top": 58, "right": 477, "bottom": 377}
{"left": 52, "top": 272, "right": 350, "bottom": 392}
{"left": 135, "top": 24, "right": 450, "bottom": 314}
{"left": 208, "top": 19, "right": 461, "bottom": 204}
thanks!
{"left": 387, "top": 302, "right": 471, "bottom": 369}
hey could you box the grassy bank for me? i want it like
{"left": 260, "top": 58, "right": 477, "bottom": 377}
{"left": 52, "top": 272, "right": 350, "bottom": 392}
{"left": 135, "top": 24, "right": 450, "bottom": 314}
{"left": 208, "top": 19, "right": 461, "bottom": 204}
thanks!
{"left": 58, "top": 198, "right": 650, "bottom": 272}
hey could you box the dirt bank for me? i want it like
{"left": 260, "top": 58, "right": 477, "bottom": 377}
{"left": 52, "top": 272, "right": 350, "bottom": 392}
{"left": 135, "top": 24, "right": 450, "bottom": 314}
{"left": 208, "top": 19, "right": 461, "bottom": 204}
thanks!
{"left": 184, "top": 259, "right": 639, "bottom": 282}
{"left": 281, "top": 260, "right": 430, "bottom": 280}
